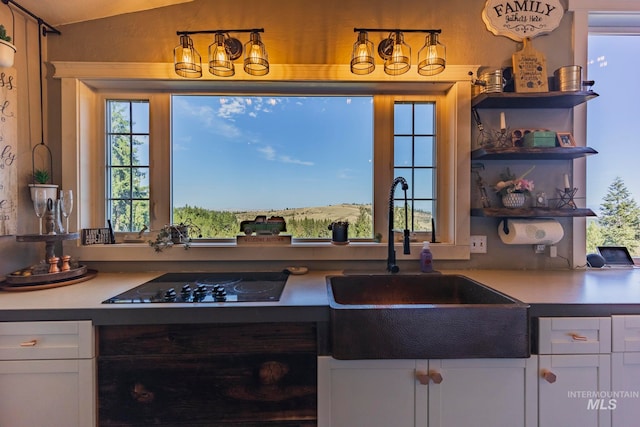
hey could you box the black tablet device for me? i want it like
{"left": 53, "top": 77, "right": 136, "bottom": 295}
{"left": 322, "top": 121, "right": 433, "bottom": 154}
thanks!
{"left": 596, "top": 246, "right": 635, "bottom": 267}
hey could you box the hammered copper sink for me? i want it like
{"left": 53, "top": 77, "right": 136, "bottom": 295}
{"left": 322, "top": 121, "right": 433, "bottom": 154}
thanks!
{"left": 327, "top": 274, "right": 530, "bottom": 360}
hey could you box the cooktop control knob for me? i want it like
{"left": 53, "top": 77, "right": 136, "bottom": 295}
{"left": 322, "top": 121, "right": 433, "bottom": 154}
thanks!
{"left": 163, "top": 288, "right": 177, "bottom": 302}
{"left": 180, "top": 284, "right": 192, "bottom": 301}
{"left": 212, "top": 285, "right": 227, "bottom": 301}
{"left": 193, "top": 284, "right": 207, "bottom": 302}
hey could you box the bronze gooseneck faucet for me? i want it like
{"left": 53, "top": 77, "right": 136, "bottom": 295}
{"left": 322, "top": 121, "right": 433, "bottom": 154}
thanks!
{"left": 388, "top": 176, "right": 410, "bottom": 273}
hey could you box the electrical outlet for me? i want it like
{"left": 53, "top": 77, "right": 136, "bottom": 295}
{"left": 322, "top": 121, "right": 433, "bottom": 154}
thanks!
{"left": 470, "top": 235, "right": 487, "bottom": 253}
{"left": 534, "top": 244, "right": 546, "bottom": 254}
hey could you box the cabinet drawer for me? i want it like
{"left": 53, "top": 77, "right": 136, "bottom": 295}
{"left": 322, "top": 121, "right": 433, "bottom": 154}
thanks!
{"left": 538, "top": 317, "right": 611, "bottom": 354}
{"left": 612, "top": 315, "right": 640, "bottom": 352}
{"left": 0, "top": 321, "right": 94, "bottom": 360}
{"left": 98, "top": 322, "right": 317, "bottom": 356}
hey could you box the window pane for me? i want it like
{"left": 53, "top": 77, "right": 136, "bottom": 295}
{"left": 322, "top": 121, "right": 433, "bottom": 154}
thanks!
{"left": 106, "top": 100, "right": 150, "bottom": 232}
{"left": 414, "top": 103, "right": 434, "bottom": 134}
{"left": 414, "top": 136, "right": 435, "bottom": 167}
{"left": 394, "top": 103, "right": 413, "bottom": 134}
{"left": 133, "top": 136, "right": 149, "bottom": 165}
{"left": 109, "top": 101, "right": 131, "bottom": 133}
{"left": 412, "top": 168, "right": 435, "bottom": 199}
{"left": 172, "top": 96, "right": 373, "bottom": 239}
{"left": 131, "top": 102, "right": 149, "bottom": 133}
{"left": 109, "top": 135, "right": 130, "bottom": 166}
{"left": 394, "top": 136, "right": 413, "bottom": 166}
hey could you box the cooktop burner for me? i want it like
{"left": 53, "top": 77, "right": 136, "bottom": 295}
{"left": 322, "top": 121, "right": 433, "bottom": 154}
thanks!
{"left": 102, "top": 271, "right": 289, "bottom": 304}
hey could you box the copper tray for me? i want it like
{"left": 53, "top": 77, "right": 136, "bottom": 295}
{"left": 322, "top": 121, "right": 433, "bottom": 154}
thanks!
{"left": 1, "top": 270, "right": 97, "bottom": 292}
{"left": 5, "top": 265, "right": 88, "bottom": 285}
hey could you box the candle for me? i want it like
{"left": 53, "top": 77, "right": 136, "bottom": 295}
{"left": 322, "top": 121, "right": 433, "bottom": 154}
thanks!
{"left": 564, "top": 174, "right": 571, "bottom": 190}
{"left": 499, "top": 112, "right": 506, "bottom": 130}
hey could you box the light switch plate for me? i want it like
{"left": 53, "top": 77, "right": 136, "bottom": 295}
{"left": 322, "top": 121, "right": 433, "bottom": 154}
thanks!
{"left": 470, "top": 235, "right": 487, "bottom": 253}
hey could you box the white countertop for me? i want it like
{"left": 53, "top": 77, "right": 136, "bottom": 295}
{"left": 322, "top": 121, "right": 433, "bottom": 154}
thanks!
{"left": 1, "top": 268, "right": 640, "bottom": 324}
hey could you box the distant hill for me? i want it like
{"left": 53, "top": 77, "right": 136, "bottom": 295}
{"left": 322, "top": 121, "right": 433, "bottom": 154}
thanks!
{"left": 234, "top": 203, "right": 369, "bottom": 223}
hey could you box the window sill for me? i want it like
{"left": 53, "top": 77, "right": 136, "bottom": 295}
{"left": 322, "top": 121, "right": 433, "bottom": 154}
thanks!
{"left": 66, "top": 241, "right": 470, "bottom": 262}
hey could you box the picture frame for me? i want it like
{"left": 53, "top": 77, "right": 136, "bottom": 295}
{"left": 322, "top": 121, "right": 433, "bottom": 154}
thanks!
{"left": 556, "top": 132, "right": 576, "bottom": 147}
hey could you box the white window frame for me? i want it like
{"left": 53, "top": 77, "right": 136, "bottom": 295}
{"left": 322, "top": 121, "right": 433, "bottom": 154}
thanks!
{"left": 56, "top": 62, "right": 473, "bottom": 262}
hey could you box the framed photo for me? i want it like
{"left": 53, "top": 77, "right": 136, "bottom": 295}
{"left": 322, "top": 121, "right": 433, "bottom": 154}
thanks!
{"left": 556, "top": 132, "right": 576, "bottom": 147}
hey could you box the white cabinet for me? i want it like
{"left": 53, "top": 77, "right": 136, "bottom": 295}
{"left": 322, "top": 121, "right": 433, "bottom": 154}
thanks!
{"left": 428, "top": 358, "right": 537, "bottom": 427}
{"left": 538, "top": 317, "right": 611, "bottom": 427}
{"left": 0, "top": 321, "right": 96, "bottom": 427}
{"left": 611, "top": 315, "right": 640, "bottom": 426}
{"left": 318, "top": 356, "right": 536, "bottom": 427}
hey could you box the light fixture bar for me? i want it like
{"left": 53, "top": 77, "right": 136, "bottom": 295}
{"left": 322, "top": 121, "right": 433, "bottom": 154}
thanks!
{"left": 177, "top": 28, "right": 264, "bottom": 36}
{"left": 354, "top": 28, "right": 441, "bottom": 35}
{"left": 173, "top": 28, "right": 268, "bottom": 78}
{"left": 351, "top": 28, "right": 444, "bottom": 77}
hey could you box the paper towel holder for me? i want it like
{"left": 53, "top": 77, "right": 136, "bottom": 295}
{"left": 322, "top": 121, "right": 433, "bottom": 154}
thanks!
{"left": 502, "top": 218, "right": 510, "bottom": 234}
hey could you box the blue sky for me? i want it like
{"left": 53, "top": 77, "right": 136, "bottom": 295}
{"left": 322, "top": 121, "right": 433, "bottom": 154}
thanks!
{"left": 172, "top": 96, "right": 373, "bottom": 211}
{"left": 587, "top": 35, "right": 640, "bottom": 213}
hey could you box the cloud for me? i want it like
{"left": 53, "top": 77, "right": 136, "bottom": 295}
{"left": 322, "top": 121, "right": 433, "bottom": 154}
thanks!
{"left": 258, "top": 145, "right": 313, "bottom": 166}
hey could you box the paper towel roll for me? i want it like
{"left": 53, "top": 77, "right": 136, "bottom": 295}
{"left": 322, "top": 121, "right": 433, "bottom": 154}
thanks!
{"left": 498, "top": 219, "right": 564, "bottom": 245}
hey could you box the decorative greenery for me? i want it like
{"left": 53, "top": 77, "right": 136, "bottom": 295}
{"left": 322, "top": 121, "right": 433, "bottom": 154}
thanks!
{"left": 494, "top": 166, "right": 535, "bottom": 197}
{"left": 149, "top": 224, "right": 191, "bottom": 252}
{"left": 33, "top": 168, "right": 50, "bottom": 184}
{"left": 0, "top": 25, "right": 12, "bottom": 43}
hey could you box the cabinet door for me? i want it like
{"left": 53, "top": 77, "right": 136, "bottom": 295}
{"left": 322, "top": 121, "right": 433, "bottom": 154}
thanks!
{"left": 611, "top": 352, "right": 640, "bottom": 426}
{"left": 318, "top": 357, "right": 427, "bottom": 427}
{"left": 538, "top": 354, "right": 611, "bottom": 427}
{"left": 0, "top": 359, "right": 95, "bottom": 427}
{"left": 428, "top": 357, "right": 537, "bottom": 427}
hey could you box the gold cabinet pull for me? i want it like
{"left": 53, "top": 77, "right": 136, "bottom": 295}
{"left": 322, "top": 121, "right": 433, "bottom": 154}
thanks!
{"left": 19, "top": 339, "right": 37, "bottom": 347}
{"left": 541, "top": 369, "right": 557, "bottom": 383}
{"left": 416, "top": 370, "right": 443, "bottom": 385}
{"left": 416, "top": 371, "right": 430, "bottom": 385}
{"left": 570, "top": 333, "right": 588, "bottom": 341}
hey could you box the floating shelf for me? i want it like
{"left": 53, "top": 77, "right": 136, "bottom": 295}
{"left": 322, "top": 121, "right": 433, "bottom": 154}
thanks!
{"left": 471, "top": 146, "right": 598, "bottom": 160}
{"left": 472, "top": 90, "right": 599, "bottom": 109}
{"left": 471, "top": 208, "right": 596, "bottom": 218}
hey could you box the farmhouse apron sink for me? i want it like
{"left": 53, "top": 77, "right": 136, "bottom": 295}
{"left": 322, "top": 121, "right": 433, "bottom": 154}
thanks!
{"left": 327, "top": 274, "right": 530, "bottom": 359}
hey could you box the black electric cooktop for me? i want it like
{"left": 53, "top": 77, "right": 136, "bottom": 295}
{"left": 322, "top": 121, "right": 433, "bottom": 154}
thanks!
{"left": 102, "top": 271, "right": 289, "bottom": 304}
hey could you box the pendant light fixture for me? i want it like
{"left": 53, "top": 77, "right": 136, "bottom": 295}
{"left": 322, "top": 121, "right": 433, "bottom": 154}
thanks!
{"left": 174, "top": 28, "right": 269, "bottom": 78}
{"left": 244, "top": 30, "right": 269, "bottom": 76}
{"left": 174, "top": 34, "right": 202, "bottom": 78}
{"left": 382, "top": 31, "right": 411, "bottom": 76}
{"left": 417, "top": 31, "right": 446, "bottom": 76}
{"left": 350, "top": 28, "right": 445, "bottom": 77}
{"left": 350, "top": 30, "right": 375, "bottom": 75}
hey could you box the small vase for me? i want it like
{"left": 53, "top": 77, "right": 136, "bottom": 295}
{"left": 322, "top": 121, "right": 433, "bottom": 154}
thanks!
{"left": 502, "top": 192, "right": 526, "bottom": 208}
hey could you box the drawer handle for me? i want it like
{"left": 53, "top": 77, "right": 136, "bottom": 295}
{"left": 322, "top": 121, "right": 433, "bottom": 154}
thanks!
{"left": 416, "top": 370, "right": 443, "bottom": 385}
{"left": 570, "top": 333, "right": 588, "bottom": 341}
{"left": 19, "top": 339, "right": 37, "bottom": 347}
{"left": 541, "top": 369, "right": 557, "bottom": 383}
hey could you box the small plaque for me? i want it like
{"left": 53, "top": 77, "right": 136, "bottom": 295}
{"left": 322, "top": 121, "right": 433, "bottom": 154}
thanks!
{"left": 236, "top": 234, "right": 292, "bottom": 245}
{"left": 82, "top": 228, "right": 112, "bottom": 245}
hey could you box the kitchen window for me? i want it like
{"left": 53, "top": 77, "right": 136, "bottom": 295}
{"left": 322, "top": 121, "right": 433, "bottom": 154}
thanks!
{"left": 56, "top": 63, "right": 471, "bottom": 260}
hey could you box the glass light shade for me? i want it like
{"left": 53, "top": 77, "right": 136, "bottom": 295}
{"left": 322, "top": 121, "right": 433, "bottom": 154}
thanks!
{"left": 384, "top": 32, "right": 410, "bottom": 76}
{"left": 351, "top": 31, "right": 375, "bottom": 75}
{"left": 417, "top": 32, "right": 446, "bottom": 76}
{"left": 174, "top": 35, "right": 202, "bottom": 78}
{"left": 243, "top": 32, "right": 269, "bottom": 76}
{"left": 209, "top": 33, "right": 235, "bottom": 77}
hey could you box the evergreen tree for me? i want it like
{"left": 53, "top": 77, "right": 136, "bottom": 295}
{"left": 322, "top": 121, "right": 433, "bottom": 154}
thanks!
{"left": 598, "top": 177, "right": 640, "bottom": 253}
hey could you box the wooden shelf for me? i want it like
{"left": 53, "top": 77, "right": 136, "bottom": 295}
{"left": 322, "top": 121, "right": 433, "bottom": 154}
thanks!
{"left": 471, "top": 208, "right": 596, "bottom": 218}
{"left": 471, "top": 146, "right": 598, "bottom": 160}
{"left": 472, "top": 90, "right": 599, "bottom": 109}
